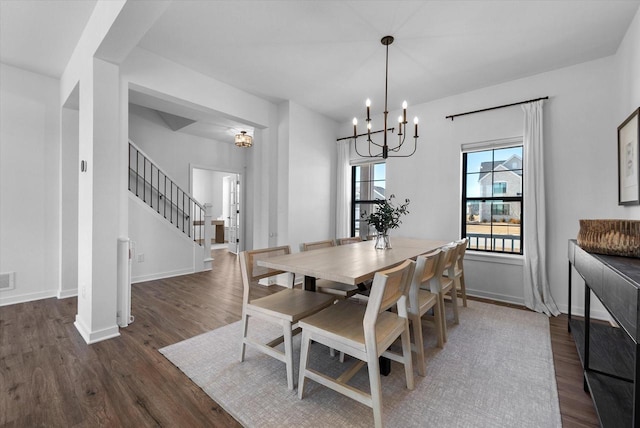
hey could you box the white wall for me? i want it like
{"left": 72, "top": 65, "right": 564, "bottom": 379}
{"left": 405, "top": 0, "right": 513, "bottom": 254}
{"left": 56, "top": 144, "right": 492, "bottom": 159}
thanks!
{"left": 0, "top": 63, "right": 61, "bottom": 306}
{"left": 615, "top": 6, "right": 640, "bottom": 223}
{"left": 60, "top": 106, "right": 79, "bottom": 298}
{"left": 129, "top": 194, "right": 203, "bottom": 282}
{"left": 192, "top": 168, "right": 229, "bottom": 220}
{"left": 279, "top": 101, "right": 338, "bottom": 252}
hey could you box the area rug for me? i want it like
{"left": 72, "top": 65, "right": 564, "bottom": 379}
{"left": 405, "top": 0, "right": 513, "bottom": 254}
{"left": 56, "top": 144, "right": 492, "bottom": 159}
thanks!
{"left": 159, "top": 301, "right": 561, "bottom": 427}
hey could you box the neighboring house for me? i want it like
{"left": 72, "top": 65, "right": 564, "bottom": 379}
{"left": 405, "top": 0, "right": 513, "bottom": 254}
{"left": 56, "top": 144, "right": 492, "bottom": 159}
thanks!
{"left": 477, "top": 154, "right": 522, "bottom": 223}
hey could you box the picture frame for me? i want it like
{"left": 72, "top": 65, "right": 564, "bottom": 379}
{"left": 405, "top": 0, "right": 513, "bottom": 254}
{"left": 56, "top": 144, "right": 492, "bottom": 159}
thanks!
{"left": 618, "top": 107, "right": 640, "bottom": 205}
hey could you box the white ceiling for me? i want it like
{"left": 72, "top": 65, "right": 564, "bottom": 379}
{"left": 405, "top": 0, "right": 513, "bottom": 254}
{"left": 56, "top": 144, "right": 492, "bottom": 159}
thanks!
{"left": 2, "top": 0, "right": 639, "bottom": 141}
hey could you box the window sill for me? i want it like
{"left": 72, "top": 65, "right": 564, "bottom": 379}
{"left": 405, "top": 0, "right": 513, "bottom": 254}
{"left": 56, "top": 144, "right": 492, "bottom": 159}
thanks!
{"left": 465, "top": 251, "right": 524, "bottom": 266}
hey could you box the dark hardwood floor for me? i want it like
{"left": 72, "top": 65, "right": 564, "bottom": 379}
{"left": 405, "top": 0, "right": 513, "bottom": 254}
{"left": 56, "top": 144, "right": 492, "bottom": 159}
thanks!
{"left": 1, "top": 249, "right": 599, "bottom": 427}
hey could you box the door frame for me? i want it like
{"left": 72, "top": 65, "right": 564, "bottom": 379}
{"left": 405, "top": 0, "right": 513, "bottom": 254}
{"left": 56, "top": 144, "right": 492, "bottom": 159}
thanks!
{"left": 189, "top": 163, "right": 244, "bottom": 253}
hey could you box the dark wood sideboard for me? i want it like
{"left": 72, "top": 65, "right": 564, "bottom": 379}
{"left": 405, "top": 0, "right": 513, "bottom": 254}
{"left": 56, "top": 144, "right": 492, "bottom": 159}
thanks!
{"left": 568, "top": 239, "right": 640, "bottom": 427}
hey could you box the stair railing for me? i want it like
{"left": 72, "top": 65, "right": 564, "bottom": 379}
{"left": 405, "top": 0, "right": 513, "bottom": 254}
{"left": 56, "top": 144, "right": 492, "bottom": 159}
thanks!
{"left": 128, "top": 141, "right": 205, "bottom": 246}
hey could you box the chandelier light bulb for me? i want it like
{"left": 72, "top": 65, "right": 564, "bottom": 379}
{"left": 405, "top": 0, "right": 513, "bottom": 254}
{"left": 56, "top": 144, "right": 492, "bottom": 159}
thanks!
{"left": 402, "top": 101, "right": 407, "bottom": 109}
{"left": 353, "top": 117, "right": 358, "bottom": 125}
{"left": 366, "top": 99, "right": 371, "bottom": 107}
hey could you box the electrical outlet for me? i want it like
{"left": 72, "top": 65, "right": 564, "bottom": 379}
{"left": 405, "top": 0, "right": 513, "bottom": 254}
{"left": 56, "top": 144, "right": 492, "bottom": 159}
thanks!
{"left": 137, "top": 254, "right": 144, "bottom": 263}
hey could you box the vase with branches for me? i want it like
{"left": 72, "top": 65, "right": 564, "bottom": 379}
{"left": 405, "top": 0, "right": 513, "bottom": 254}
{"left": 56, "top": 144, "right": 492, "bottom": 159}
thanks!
{"left": 361, "top": 194, "right": 410, "bottom": 249}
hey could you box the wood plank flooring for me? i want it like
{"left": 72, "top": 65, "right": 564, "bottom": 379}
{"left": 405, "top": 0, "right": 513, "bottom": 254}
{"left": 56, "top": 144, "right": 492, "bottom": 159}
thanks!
{"left": 0, "top": 249, "right": 599, "bottom": 427}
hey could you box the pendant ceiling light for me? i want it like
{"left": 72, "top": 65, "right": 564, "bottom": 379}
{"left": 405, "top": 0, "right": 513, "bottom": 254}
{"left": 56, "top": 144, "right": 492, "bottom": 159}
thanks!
{"left": 349, "top": 36, "right": 418, "bottom": 159}
{"left": 235, "top": 131, "right": 253, "bottom": 148}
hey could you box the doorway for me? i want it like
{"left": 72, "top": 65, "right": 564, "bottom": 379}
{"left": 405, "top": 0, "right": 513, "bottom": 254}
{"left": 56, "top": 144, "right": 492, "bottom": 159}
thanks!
{"left": 191, "top": 167, "right": 242, "bottom": 254}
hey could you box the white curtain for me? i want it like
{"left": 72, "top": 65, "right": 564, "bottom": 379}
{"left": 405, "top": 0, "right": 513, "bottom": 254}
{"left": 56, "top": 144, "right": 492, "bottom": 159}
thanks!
{"left": 522, "top": 100, "right": 560, "bottom": 316}
{"left": 336, "top": 139, "right": 351, "bottom": 239}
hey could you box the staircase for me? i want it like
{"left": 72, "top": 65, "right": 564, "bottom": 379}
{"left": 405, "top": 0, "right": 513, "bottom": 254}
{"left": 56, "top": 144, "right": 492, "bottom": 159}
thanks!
{"left": 128, "top": 141, "right": 205, "bottom": 246}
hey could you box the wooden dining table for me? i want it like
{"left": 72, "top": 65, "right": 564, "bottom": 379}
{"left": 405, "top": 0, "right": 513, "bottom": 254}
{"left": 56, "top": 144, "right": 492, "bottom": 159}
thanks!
{"left": 258, "top": 237, "right": 449, "bottom": 292}
{"left": 257, "top": 237, "right": 449, "bottom": 375}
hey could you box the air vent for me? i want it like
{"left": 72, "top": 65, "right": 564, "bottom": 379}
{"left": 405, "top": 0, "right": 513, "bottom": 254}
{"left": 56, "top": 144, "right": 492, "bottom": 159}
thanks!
{"left": 0, "top": 272, "right": 15, "bottom": 291}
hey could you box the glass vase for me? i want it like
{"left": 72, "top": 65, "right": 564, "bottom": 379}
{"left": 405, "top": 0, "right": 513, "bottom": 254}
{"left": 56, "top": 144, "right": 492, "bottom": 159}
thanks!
{"left": 375, "top": 232, "right": 391, "bottom": 250}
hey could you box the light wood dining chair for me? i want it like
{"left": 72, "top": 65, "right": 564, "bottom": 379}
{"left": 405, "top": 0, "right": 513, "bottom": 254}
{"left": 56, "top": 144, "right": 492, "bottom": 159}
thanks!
{"left": 430, "top": 244, "right": 460, "bottom": 343}
{"left": 298, "top": 259, "right": 416, "bottom": 428}
{"left": 239, "top": 246, "right": 335, "bottom": 390}
{"left": 408, "top": 250, "right": 444, "bottom": 377}
{"left": 337, "top": 236, "right": 362, "bottom": 245}
{"left": 300, "top": 239, "right": 358, "bottom": 299}
{"left": 444, "top": 238, "right": 468, "bottom": 307}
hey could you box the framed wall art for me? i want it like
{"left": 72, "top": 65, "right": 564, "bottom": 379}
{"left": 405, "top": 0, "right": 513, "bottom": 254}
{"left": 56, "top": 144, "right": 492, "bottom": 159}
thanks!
{"left": 618, "top": 107, "right": 640, "bottom": 205}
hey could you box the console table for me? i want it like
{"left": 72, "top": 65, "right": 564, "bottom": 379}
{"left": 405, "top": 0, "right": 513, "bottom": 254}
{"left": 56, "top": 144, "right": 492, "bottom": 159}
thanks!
{"left": 568, "top": 239, "right": 640, "bottom": 427}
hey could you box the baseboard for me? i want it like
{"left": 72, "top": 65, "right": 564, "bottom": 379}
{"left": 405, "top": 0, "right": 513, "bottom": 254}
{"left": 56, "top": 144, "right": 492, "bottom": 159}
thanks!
{"left": 57, "top": 288, "right": 78, "bottom": 299}
{"left": 467, "top": 289, "right": 611, "bottom": 322}
{"left": 0, "top": 290, "right": 58, "bottom": 307}
{"left": 466, "top": 288, "right": 524, "bottom": 306}
{"left": 74, "top": 316, "right": 120, "bottom": 344}
{"left": 556, "top": 303, "right": 610, "bottom": 322}
{"left": 131, "top": 267, "right": 195, "bottom": 284}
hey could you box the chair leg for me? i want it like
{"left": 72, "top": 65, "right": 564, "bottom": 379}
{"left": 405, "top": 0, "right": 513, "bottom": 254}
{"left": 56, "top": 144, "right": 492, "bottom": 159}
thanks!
{"left": 239, "top": 312, "right": 249, "bottom": 361}
{"left": 400, "top": 323, "right": 414, "bottom": 390}
{"left": 298, "top": 330, "right": 311, "bottom": 399}
{"left": 439, "top": 294, "right": 448, "bottom": 343}
{"left": 366, "top": 353, "right": 383, "bottom": 428}
{"left": 411, "top": 314, "right": 426, "bottom": 377}
{"left": 460, "top": 273, "right": 467, "bottom": 307}
{"left": 283, "top": 322, "right": 295, "bottom": 390}
{"left": 450, "top": 287, "right": 460, "bottom": 325}
{"left": 434, "top": 300, "right": 444, "bottom": 349}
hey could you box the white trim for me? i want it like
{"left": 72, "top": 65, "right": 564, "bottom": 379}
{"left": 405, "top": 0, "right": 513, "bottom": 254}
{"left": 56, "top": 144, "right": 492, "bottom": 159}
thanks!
{"left": 467, "top": 290, "right": 524, "bottom": 306}
{"left": 74, "top": 316, "right": 120, "bottom": 344}
{"left": 556, "top": 303, "right": 610, "bottom": 322}
{"left": 0, "top": 290, "right": 58, "bottom": 307}
{"left": 131, "top": 267, "right": 196, "bottom": 284}
{"left": 57, "top": 288, "right": 78, "bottom": 299}
{"left": 461, "top": 136, "right": 523, "bottom": 153}
{"left": 464, "top": 251, "right": 524, "bottom": 266}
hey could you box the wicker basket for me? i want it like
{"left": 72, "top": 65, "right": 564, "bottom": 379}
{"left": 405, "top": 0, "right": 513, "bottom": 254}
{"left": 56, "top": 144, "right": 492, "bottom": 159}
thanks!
{"left": 577, "top": 219, "right": 640, "bottom": 258}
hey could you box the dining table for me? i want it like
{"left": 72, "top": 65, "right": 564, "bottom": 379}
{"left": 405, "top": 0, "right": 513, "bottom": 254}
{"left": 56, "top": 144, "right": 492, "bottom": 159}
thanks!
{"left": 257, "top": 237, "right": 449, "bottom": 292}
{"left": 257, "top": 237, "right": 449, "bottom": 375}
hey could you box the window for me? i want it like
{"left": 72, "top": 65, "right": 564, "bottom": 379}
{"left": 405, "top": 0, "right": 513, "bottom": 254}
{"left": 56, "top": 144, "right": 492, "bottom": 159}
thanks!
{"left": 351, "top": 162, "right": 385, "bottom": 238}
{"left": 493, "top": 182, "right": 507, "bottom": 195}
{"left": 462, "top": 145, "right": 523, "bottom": 254}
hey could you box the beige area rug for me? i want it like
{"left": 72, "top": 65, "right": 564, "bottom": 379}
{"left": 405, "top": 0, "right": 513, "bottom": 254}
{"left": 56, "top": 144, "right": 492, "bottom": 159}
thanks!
{"left": 159, "top": 301, "right": 561, "bottom": 427}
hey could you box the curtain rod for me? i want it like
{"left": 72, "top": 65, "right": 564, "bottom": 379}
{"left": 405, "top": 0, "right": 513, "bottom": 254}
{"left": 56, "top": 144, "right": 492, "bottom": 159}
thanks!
{"left": 336, "top": 127, "right": 394, "bottom": 142}
{"left": 445, "top": 96, "right": 549, "bottom": 121}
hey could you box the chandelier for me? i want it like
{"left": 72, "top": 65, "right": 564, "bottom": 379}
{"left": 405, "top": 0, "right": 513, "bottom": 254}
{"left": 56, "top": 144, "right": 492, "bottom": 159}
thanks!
{"left": 235, "top": 131, "right": 253, "bottom": 148}
{"left": 350, "top": 36, "right": 418, "bottom": 159}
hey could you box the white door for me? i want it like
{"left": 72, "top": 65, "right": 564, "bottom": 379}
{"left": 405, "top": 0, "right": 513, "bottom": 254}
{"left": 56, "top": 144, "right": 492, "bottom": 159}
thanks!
{"left": 226, "top": 174, "right": 240, "bottom": 253}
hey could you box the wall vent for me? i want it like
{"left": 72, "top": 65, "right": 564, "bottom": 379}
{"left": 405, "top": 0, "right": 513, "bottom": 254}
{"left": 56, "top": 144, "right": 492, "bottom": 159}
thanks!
{"left": 0, "top": 272, "right": 15, "bottom": 291}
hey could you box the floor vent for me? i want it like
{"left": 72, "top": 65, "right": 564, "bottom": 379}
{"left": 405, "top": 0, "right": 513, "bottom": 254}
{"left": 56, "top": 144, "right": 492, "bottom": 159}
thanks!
{"left": 0, "top": 272, "right": 15, "bottom": 291}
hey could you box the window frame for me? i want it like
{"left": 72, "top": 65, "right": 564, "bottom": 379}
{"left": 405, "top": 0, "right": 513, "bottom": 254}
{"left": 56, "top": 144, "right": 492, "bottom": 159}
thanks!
{"left": 351, "top": 161, "right": 385, "bottom": 238}
{"left": 461, "top": 143, "right": 523, "bottom": 255}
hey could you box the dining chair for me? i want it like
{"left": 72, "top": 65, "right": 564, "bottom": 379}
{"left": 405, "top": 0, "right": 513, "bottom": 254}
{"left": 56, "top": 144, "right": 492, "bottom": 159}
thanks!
{"left": 408, "top": 250, "right": 444, "bottom": 377}
{"left": 300, "top": 239, "right": 359, "bottom": 299}
{"left": 298, "top": 259, "right": 416, "bottom": 428}
{"left": 239, "top": 245, "right": 335, "bottom": 390}
{"left": 443, "top": 238, "right": 468, "bottom": 307}
{"left": 430, "top": 244, "right": 460, "bottom": 343}
{"left": 337, "top": 236, "right": 362, "bottom": 245}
